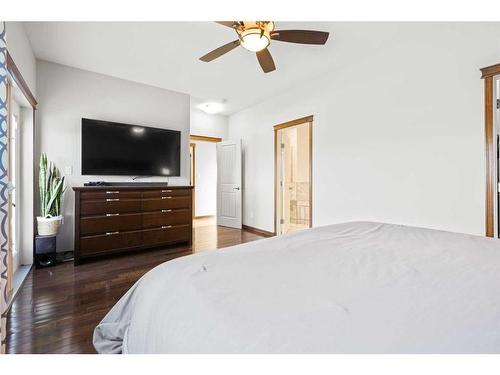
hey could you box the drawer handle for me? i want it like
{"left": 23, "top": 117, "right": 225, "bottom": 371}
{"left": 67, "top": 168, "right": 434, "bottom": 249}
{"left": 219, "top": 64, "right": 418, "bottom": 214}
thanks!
{"left": 106, "top": 198, "right": 120, "bottom": 202}
{"left": 161, "top": 190, "right": 172, "bottom": 193}
{"left": 161, "top": 196, "right": 172, "bottom": 200}
{"left": 106, "top": 231, "right": 119, "bottom": 235}
{"left": 106, "top": 191, "right": 120, "bottom": 194}
{"left": 161, "top": 225, "right": 172, "bottom": 229}
{"left": 106, "top": 213, "right": 120, "bottom": 217}
{"left": 161, "top": 209, "right": 172, "bottom": 213}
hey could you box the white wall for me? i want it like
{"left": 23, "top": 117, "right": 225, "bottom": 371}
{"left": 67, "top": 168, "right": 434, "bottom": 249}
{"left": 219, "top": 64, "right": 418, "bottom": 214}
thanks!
{"left": 36, "top": 61, "right": 191, "bottom": 252}
{"left": 229, "top": 23, "right": 500, "bottom": 236}
{"left": 193, "top": 141, "right": 217, "bottom": 216}
{"left": 190, "top": 106, "right": 228, "bottom": 139}
{"left": 6, "top": 22, "right": 36, "bottom": 96}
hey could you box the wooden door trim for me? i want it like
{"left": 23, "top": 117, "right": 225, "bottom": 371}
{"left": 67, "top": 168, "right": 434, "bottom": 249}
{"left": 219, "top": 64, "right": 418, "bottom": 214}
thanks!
{"left": 274, "top": 116, "right": 313, "bottom": 235}
{"left": 6, "top": 51, "right": 37, "bottom": 109}
{"left": 309, "top": 119, "right": 313, "bottom": 231}
{"left": 190, "top": 135, "right": 222, "bottom": 143}
{"left": 481, "top": 63, "right": 500, "bottom": 79}
{"left": 273, "top": 115, "right": 314, "bottom": 131}
{"left": 483, "top": 71, "right": 496, "bottom": 237}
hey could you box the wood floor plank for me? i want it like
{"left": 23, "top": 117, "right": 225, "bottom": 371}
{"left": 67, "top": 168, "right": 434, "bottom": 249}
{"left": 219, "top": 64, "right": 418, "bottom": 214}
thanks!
{"left": 6, "top": 223, "right": 264, "bottom": 354}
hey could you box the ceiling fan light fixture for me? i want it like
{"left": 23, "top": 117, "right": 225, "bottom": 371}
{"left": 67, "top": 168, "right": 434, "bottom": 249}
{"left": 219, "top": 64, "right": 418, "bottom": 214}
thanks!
{"left": 239, "top": 28, "right": 270, "bottom": 52}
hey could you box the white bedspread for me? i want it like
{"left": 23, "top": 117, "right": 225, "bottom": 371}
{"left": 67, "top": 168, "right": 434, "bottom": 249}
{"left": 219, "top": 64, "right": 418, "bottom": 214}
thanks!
{"left": 93, "top": 222, "right": 500, "bottom": 353}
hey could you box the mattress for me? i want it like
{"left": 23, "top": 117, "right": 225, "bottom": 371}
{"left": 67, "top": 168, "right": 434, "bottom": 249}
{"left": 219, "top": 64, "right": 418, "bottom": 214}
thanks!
{"left": 93, "top": 221, "right": 500, "bottom": 353}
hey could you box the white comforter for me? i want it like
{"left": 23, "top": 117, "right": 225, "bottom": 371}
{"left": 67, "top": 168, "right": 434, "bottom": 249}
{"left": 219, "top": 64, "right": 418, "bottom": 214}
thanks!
{"left": 93, "top": 222, "right": 500, "bottom": 353}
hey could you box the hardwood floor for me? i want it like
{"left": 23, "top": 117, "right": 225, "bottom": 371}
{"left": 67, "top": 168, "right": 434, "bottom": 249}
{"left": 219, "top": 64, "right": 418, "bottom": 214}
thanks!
{"left": 6, "top": 223, "right": 265, "bottom": 354}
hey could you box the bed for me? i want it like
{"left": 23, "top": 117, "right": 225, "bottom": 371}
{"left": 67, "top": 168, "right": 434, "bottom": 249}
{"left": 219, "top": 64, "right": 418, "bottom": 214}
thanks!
{"left": 93, "top": 221, "right": 500, "bottom": 353}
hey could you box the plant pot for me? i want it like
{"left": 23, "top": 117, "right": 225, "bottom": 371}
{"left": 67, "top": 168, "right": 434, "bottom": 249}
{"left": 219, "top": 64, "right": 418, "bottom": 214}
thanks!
{"left": 37, "top": 215, "right": 63, "bottom": 236}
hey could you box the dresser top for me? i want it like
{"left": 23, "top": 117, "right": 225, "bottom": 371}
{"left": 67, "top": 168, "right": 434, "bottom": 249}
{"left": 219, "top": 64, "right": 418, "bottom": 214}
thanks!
{"left": 73, "top": 184, "right": 193, "bottom": 192}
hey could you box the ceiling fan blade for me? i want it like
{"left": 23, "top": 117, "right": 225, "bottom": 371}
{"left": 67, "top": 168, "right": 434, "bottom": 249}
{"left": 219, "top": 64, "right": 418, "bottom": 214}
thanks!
{"left": 199, "top": 40, "right": 240, "bottom": 62}
{"left": 215, "top": 21, "right": 238, "bottom": 29}
{"left": 271, "top": 30, "right": 329, "bottom": 45}
{"left": 256, "top": 48, "right": 276, "bottom": 73}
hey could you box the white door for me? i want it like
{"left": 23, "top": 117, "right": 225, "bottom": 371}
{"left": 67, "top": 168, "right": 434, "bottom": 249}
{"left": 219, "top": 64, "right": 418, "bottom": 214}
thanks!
{"left": 217, "top": 140, "right": 242, "bottom": 228}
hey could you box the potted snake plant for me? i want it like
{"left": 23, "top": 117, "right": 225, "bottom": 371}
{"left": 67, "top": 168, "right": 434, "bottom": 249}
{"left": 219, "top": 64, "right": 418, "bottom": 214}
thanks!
{"left": 37, "top": 153, "right": 66, "bottom": 236}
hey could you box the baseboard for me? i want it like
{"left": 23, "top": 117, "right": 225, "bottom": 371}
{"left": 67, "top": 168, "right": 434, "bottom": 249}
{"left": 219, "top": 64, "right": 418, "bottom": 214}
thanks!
{"left": 242, "top": 224, "right": 275, "bottom": 237}
{"left": 195, "top": 215, "right": 215, "bottom": 219}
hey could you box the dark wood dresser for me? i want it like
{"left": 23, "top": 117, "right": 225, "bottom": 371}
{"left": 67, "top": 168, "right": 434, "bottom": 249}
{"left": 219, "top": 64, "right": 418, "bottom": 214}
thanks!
{"left": 72, "top": 185, "right": 193, "bottom": 265}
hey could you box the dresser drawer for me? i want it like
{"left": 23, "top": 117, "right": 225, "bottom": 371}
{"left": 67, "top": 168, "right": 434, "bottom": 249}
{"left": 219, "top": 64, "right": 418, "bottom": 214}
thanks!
{"left": 142, "top": 224, "right": 191, "bottom": 247}
{"left": 80, "top": 199, "right": 142, "bottom": 216}
{"left": 142, "top": 189, "right": 190, "bottom": 198}
{"left": 142, "top": 209, "right": 191, "bottom": 228}
{"left": 80, "top": 213, "right": 143, "bottom": 236}
{"left": 81, "top": 190, "right": 142, "bottom": 200}
{"left": 80, "top": 230, "right": 143, "bottom": 255}
{"left": 142, "top": 196, "right": 190, "bottom": 211}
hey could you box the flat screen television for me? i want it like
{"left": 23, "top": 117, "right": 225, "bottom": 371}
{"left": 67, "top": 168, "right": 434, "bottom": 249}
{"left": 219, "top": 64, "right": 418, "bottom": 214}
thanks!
{"left": 81, "top": 118, "right": 181, "bottom": 176}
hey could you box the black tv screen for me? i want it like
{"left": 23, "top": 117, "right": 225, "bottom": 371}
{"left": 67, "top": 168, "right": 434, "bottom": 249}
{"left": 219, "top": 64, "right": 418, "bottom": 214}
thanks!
{"left": 81, "top": 118, "right": 181, "bottom": 176}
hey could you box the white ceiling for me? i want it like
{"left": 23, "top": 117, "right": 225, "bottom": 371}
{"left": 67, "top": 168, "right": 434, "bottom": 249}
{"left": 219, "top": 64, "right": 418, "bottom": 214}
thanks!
{"left": 24, "top": 22, "right": 399, "bottom": 115}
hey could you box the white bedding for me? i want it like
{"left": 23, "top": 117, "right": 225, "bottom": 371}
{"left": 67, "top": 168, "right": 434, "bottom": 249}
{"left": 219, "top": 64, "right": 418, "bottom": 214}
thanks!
{"left": 93, "top": 222, "right": 500, "bottom": 353}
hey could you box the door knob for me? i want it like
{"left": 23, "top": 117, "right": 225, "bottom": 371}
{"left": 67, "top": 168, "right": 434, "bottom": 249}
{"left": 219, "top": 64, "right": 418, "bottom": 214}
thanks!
{"left": 234, "top": 187, "right": 240, "bottom": 190}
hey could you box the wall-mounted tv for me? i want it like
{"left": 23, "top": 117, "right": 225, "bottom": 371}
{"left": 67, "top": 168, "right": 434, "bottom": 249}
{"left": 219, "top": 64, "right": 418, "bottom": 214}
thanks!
{"left": 81, "top": 118, "right": 181, "bottom": 176}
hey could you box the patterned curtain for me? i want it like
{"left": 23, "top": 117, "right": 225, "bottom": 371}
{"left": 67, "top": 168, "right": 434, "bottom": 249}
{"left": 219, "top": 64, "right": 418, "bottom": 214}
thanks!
{"left": 0, "top": 21, "right": 7, "bottom": 355}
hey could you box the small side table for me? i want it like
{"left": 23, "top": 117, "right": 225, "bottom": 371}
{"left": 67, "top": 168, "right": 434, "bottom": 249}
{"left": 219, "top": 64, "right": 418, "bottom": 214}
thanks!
{"left": 35, "top": 234, "right": 57, "bottom": 268}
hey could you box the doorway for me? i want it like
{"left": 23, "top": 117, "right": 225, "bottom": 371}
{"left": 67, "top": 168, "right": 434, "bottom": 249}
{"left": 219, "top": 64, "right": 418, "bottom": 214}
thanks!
{"left": 190, "top": 135, "right": 222, "bottom": 228}
{"left": 274, "top": 116, "right": 312, "bottom": 235}
{"left": 482, "top": 61, "right": 500, "bottom": 237}
{"left": 6, "top": 76, "right": 33, "bottom": 284}
{"left": 2, "top": 51, "right": 37, "bottom": 312}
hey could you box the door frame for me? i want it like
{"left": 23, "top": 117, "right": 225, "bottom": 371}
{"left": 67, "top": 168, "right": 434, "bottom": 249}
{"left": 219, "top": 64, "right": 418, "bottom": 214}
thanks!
{"left": 189, "top": 142, "right": 196, "bottom": 219}
{"left": 481, "top": 63, "right": 500, "bottom": 237}
{"left": 3, "top": 50, "right": 37, "bottom": 312}
{"left": 273, "top": 115, "right": 313, "bottom": 235}
{"left": 7, "top": 51, "right": 37, "bottom": 261}
{"left": 190, "top": 135, "right": 222, "bottom": 143}
{"left": 189, "top": 134, "right": 222, "bottom": 221}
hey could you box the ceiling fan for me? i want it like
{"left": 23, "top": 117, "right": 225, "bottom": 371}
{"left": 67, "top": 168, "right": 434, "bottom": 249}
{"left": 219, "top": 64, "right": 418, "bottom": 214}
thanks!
{"left": 199, "top": 21, "right": 330, "bottom": 73}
